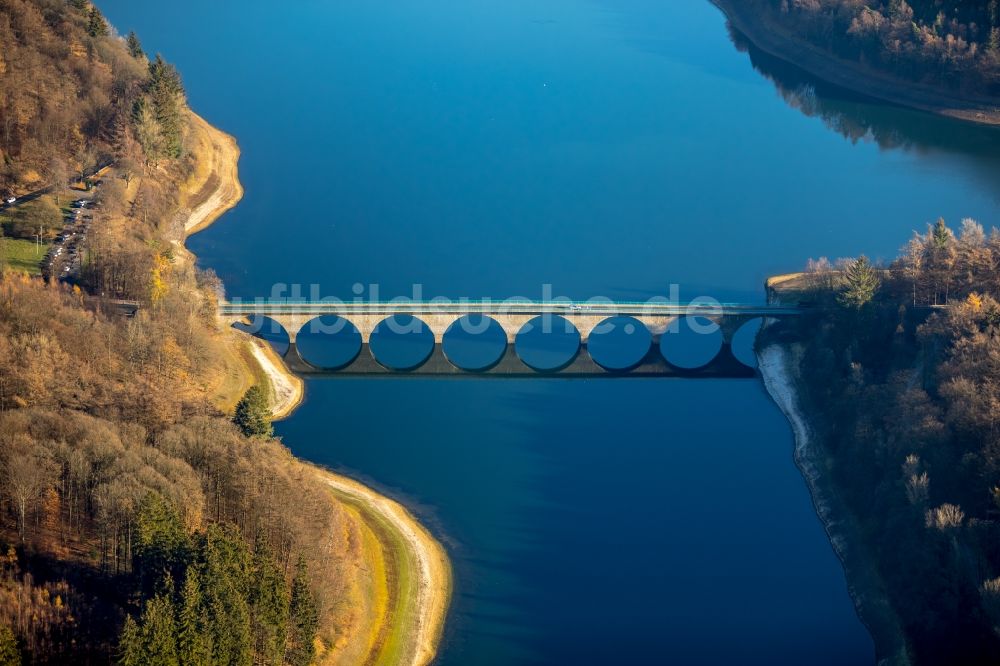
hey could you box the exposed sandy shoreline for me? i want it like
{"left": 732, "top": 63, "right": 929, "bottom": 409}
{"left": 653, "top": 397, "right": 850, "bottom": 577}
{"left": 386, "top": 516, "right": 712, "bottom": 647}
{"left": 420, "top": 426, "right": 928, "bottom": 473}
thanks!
{"left": 710, "top": 0, "right": 1000, "bottom": 126}
{"left": 182, "top": 111, "right": 452, "bottom": 666}
{"left": 247, "top": 336, "right": 304, "bottom": 420}
{"left": 315, "top": 468, "right": 453, "bottom": 666}
{"left": 757, "top": 343, "right": 910, "bottom": 666}
{"left": 183, "top": 113, "right": 245, "bottom": 236}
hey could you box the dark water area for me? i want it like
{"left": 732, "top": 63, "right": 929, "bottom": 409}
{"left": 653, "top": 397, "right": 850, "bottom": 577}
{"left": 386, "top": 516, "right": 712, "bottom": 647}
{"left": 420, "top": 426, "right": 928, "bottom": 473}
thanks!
{"left": 100, "top": 0, "right": 1000, "bottom": 663}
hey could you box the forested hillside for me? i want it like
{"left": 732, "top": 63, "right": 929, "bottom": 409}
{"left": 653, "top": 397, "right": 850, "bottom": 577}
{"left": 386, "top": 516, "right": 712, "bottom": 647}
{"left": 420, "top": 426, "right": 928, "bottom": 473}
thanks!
{"left": 769, "top": 219, "right": 1000, "bottom": 664}
{"left": 746, "top": 0, "right": 1000, "bottom": 94}
{"left": 0, "top": 2, "right": 351, "bottom": 664}
{"left": 0, "top": 0, "right": 185, "bottom": 194}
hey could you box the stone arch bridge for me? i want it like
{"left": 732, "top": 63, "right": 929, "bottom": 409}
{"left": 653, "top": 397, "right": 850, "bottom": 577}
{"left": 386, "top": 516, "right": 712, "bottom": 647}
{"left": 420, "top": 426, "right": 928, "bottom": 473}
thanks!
{"left": 218, "top": 300, "right": 802, "bottom": 377}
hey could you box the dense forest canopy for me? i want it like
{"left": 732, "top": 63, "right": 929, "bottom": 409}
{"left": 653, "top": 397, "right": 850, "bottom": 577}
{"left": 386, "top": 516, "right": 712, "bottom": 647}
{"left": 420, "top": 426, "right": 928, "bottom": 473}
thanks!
{"left": 0, "top": 2, "right": 350, "bottom": 664}
{"left": 763, "top": 0, "right": 1000, "bottom": 93}
{"left": 771, "top": 217, "right": 1000, "bottom": 664}
{"left": 0, "top": 0, "right": 184, "bottom": 195}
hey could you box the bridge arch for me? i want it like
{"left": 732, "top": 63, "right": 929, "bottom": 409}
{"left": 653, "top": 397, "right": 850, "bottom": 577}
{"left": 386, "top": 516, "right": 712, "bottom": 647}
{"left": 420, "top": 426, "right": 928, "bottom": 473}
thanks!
{"left": 730, "top": 317, "right": 765, "bottom": 368}
{"left": 296, "top": 315, "right": 363, "bottom": 370}
{"left": 442, "top": 315, "right": 508, "bottom": 372}
{"left": 514, "top": 315, "right": 581, "bottom": 372}
{"left": 587, "top": 316, "right": 652, "bottom": 371}
{"left": 659, "top": 316, "right": 723, "bottom": 371}
{"left": 369, "top": 315, "right": 436, "bottom": 371}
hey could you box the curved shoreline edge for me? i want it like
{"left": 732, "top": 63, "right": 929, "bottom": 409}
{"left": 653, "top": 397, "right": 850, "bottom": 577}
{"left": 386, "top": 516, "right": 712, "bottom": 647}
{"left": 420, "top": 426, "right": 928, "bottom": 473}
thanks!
{"left": 316, "top": 467, "right": 453, "bottom": 666}
{"left": 183, "top": 113, "right": 246, "bottom": 236}
{"left": 757, "top": 344, "right": 910, "bottom": 666}
{"left": 181, "top": 111, "right": 452, "bottom": 666}
{"left": 709, "top": 0, "right": 1000, "bottom": 126}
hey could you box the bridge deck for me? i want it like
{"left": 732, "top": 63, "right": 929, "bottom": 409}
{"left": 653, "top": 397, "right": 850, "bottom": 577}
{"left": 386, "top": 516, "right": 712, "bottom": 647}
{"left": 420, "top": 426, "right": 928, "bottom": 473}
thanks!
{"left": 219, "top": 300, "right": 802, "bottom": 317}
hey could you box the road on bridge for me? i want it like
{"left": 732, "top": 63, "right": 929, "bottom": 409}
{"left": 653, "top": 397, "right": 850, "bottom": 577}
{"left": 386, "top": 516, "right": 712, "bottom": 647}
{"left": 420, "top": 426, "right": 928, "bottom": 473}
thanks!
{"left": 218, "top": 300, "right": 804, "bottom": 317}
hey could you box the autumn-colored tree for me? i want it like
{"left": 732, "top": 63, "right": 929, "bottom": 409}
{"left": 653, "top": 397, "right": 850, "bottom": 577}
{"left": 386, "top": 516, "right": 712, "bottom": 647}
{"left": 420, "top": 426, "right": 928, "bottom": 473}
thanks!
{"left": 2, "top": 445, "right": 56, "bottom": 542}
{"left": 8, "top": 197, "right": 61, "bottom": 241}
{"left": 0, "top": 624, "right": 20, "bottom": 666}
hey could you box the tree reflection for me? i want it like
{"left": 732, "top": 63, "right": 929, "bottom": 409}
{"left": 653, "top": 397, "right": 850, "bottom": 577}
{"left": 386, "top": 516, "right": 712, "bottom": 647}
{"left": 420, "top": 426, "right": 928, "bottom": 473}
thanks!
{"left": 728, "top": 27, "right": 1000, "bottom": 158}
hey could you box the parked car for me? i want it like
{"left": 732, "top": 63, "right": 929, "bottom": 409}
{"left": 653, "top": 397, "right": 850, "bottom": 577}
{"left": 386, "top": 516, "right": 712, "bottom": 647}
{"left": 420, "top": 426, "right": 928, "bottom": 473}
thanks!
{"left": 4, "top": 196, "right": 15, "bottom": 204}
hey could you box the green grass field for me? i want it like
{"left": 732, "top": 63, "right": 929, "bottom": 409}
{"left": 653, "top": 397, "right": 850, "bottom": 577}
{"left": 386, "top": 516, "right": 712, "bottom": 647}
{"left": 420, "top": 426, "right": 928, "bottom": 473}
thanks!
{"left": 2, "top": 237, "right": 49, "bottom": 275}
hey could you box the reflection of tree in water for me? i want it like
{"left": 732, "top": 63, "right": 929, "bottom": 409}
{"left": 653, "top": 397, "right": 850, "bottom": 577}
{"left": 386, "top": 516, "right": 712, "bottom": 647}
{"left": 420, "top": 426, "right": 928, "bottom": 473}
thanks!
{"left": 727, "top": 27, "right": 1000, "bottom": 159}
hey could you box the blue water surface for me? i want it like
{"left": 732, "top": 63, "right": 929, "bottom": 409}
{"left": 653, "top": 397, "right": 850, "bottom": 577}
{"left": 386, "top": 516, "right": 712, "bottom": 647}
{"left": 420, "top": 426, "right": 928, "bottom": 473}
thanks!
{"left": 99, "top": 0, "right": 1000, "bottom": 662}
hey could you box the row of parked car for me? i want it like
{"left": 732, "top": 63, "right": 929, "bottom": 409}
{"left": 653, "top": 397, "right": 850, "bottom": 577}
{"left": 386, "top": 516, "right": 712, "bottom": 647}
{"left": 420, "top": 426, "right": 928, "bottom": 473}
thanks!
{"left": 42, "top": 198, "right": 94, "bottom": 281}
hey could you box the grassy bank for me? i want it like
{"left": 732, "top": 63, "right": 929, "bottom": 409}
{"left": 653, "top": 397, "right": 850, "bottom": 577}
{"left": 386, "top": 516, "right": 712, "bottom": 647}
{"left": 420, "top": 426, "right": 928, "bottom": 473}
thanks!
{"left": 1, "top": 237, "right": 48, "bottom": 275}
{"left": 318, "top": 470, "right": 452, "bottom": 666}
{"left": 710, "top": 0, "right": 1000, "bottom": 126}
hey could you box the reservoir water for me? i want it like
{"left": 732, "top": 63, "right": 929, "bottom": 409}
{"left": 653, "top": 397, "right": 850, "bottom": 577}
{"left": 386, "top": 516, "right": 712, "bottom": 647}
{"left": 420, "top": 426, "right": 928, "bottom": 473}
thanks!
{"left": 101, "top": 0, "right": 1000, "bottom": 663}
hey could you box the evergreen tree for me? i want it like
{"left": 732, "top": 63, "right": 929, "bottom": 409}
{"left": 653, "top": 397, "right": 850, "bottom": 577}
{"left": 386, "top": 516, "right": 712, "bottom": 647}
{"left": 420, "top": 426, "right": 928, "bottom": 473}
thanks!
{"left": 87, "top": 6, "right": 108, "bottom": 38}
{"left": 117, "top": 615, "right": 142, "bottom": 666}
{"left": 233, "top": 385, "right": 272, "bottom": 438}
{"left": 133, "top": 494, "right": 191, "bottom": 599}
{"left": 147, "top": 55, "right": 185, "bottom": 159}
{"left": 140, "top": 594, "right": 180, "bottom": 666}
{"left": 932, "top": 217, "right": 952, "bottom": 249}
{"left": 0, "top": 624, "right": 20, "bottom": 666}
{"left": 250, "top": 541, "right": 290, "bottom": 666}
{"left": 838, "top": 255, "right": 881, "bottom": 309}
{"left": 177, "top": 569, "right": 213, "bottom": 666}
{"left": 199, "top": 526, "right": 252, "bottom": 666}
{"left": 127, "top": 31, "right": 145, "bottom": 59}
{"left": 286, "top": 557, "right": 318, "bottom": 666}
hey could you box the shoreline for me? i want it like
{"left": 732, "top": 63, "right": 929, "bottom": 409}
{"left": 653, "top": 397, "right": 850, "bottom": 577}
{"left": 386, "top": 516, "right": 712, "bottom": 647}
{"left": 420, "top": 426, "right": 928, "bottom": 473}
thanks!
{"left": 710, "top": 0, "right": 1000, "bottom": 126}
{"left": 757, "top": 343, "right": 910, "bottom": 666}
{"left": 182, "top": 111, "right": 306, "bottom": 420}
{"left": 314, "top": 466, "right": 453, "bottom": 666}
{"left": 181, "top": 111, "right": 452, "bottom": 666}
{"left": 182, "top": 113, "right": 245, "bottom": 236}
{"left": 247, "top": 337, "right": 304, "bottom": 420}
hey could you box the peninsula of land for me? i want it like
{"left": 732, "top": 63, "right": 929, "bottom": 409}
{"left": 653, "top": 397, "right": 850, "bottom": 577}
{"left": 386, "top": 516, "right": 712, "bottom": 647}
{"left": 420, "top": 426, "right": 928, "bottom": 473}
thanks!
{"left": 758, "top": 234, "right": 1000, "bottom": 665}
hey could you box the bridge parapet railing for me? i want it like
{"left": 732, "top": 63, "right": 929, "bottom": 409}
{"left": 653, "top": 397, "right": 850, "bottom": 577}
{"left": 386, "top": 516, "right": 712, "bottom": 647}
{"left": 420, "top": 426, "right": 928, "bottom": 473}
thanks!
{"left": 217, "top": 299, "right": 802, "bottom": 317}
